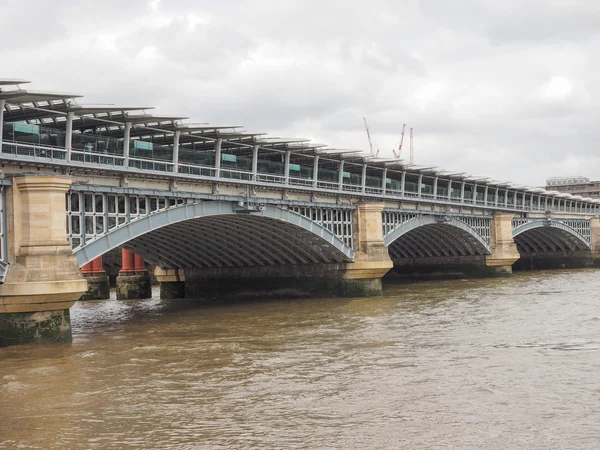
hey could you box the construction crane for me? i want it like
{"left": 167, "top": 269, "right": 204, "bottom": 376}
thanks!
{"left": 363, "top": 117, "right": 379, "bottom": 157}
{"left": 392, "top": 124, "right": 406, "bottom": 159}
{"left": 410, "top": 127, "right": 414, "bottom": 164}
{"left": 363, "top": 118, "right": 414, "bottom": 161}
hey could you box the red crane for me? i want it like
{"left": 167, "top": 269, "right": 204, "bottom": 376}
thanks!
{"left": 393, "top": 124, "right": 406, "bottom": 159}
{"left": 363, "top": 117, "right": 379, "bottom": 157}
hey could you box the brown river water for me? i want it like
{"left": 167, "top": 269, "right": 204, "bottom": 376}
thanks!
{"left": 1, "top": 269, "right": 600, "bottom": 449}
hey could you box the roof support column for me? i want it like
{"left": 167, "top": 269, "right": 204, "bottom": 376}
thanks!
{"left": 252, "top": 145, "right": 259, "bottom": 181}
{"left": 284, "top": 150, "right": 291, "bottom": 185}
{"left": 0, "top": 99, "right": 5, "bottom": 153}
{"left": 472, "top": 184, "right": 478, "bottom": 203}
{"left": 361, "top": 164, "right": 367, "bottom": 194}
{"left": 338, "top": 159, "right": 345, "bottom": 191}
{"left": 513, "top": 191, "right": 518, "bottom": 209}
{"left": 447, "top": 180, "right": 452, "bottom": 200}
{"left": 214, "top": 138, "right": 222, "bottom": 178}
{"left": 312, "top": 155, "right": 319, "bottom": 188}
{"left": 123, "top": 121, "right": 132, "bottom": 168}
{"left": 400, "top": 171, "right": 406, "bottom": 196}
{"left": 65, "top": 111, "right": 74, "bottom": 161}
{"left": 494, "top": 187, "right": 499, "bottom": 207}
{"left": 172, "top": 130, "right": 180, "bottom": 174}
{"left": 433, "top": 177, "right": 438, "bottom": 198}
{"left": 484, "top": 185, "right": 489, "bottom": 206}
{"left": 504, "top": 190, "right": 509, "bottom": 207}
{"left": 417, "top": 174, "right": 423, "bottom": 198}
{"left": 381, "top": 167, "right": 388, "bottom": 195}
{"left": 460, "top": 181, "right": 465, "bottom": 203}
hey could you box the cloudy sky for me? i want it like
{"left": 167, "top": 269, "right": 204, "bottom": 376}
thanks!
{"left": 2, "top": 0, "right": 599, "bottom": 185}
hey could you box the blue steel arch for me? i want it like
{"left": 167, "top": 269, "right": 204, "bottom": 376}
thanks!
{"left": 512, "top": 220, "right": 591, "bottom": 251}
{"left": 383, "top": 215, "right": 492, "bottom": 255}
{"left": 74, "top": 201, "right": 355, "bottom": 267}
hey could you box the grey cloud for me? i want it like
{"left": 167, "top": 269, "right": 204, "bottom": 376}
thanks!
{"left": 1, "top": 0, "right": 599, "bottom": 186}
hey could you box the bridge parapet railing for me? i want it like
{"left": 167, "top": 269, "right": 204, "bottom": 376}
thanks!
{"left": 1, "top": 141, "right": 67, "bottom": 161}
{"left": 178, "top": 162, "right": 217, "bottom": 177}
{"left": 316, "top": 180, "right": 339, "bottom": 190}
{"left": 71, "top": 150, "right": 125, "bottom": 167}
{"left": 129, "top": 157, "right": 174, "bottom": 173}
{"left": 288, "top": 177, "right": 314, "bottom": 187}
{"left": 256, "top": 173, "right": 286, "bottom": 185}
{"left": 221, "top": 168, "right": 254, "bottom": 181}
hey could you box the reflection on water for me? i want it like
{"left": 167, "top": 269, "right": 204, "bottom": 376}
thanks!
{"left": 1, "top": 270, "right": 600, "bottom": 449}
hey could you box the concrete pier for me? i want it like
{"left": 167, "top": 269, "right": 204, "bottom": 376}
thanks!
{"left": 155, "top": 268, "right": 185, "bottom": 299}
{"left": 116, "top": 249, "right": 152, "bottom": 300}
{"left": 80, "top": 256, "right": 110, "bottom": 301}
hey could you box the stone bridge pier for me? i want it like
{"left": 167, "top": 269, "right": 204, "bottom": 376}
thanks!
{"left": 0, "top": 174, "right": 87, "bottom": 347}
{"left": 486, "top": 214, "right": 521, "bottom": 272}
{"left": 593, "top": 218, "right": 600, "bottom": 261}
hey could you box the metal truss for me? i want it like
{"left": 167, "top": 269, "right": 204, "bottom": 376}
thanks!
{"left": 288, "top": 205, "right": 354, "bottom": 249}
{"left": 70, "top": 198, "right": 355, "bottom": 268}
{"left": 512, "top": 218, "right": 592, "bottom": 252}
{"left": 382, "top": 210, "right": 493, "bottom": 259}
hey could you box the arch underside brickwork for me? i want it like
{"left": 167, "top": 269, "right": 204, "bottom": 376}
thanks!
{"left": 384, "top": 217, "right": 492, "bottom": 260}
{"left": 73, "top": 201, "right": 354, "bottom": 268}
{"left": 513, "top": 224, "right": 591, "bottom": 254}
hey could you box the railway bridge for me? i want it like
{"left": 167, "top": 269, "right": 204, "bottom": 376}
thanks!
{"left": 1, "top": 78, "right": 599, "bottom": 346}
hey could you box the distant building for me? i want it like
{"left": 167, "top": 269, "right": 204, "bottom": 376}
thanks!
{"left": 546, "top": 176, "right": 600, "bottom": 199}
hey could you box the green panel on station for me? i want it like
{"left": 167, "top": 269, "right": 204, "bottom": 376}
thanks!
{"left": 134, "top": 140, "right": 153, "bottom": 151}
{"left": 14, "top": 123, "right": 40, "bottom": 135}
{"left": 289, "top": 164, "right": 301, "bottom": 171}
{"left": 343, "top": 171, "right": 351, "bottom": 179}
{"left": 222, "top": 154, "right": 237, "bottom": 162}
{"left": 386, "top": 178, "right": 392, "bottom": 184}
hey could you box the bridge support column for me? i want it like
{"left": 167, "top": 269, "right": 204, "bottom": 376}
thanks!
{"left": 485, "top": 214, "right": 520, "bottom": 273}
{"left": 154, "top": 268, "right": 185, "bottom": 299}
{"left": 591, "top": 218, "right": 600, "bottom": 266}
{"left": 116, "top": 249, "right": 152, "bottom": 300}
{"left": 79, "top": 256, "right": 110, "bottom": 301}
{"left": 342, "top": 202, "right": 393, "bottom": 294}
{"left": 0, "top": 175, "right": 87, "bottom": 347}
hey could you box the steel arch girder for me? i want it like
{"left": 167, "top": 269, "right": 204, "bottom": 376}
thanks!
{"left": 383, "top": 215, "right": 492, "bottom": 254}
{"left": 73, "top": 201, "right": 355, "bottom": 267}
{"left": 512, "top": 221, "right": 591, "bottom": 251}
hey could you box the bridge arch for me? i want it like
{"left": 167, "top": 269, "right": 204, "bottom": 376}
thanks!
{"left": 384, "top": 215, "right": 492, "bottom": 259}
{"left": 74, "top": 201, "right": 355, "bottom": 268}
{"left": 512, "top": 220, "right": 591, "bottom": 253}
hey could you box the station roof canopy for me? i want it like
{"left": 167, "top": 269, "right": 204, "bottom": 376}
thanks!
{"left": 0, "top": 78, "right": 30, "bottom": 86}
{"left": 0, "top": 77, "right": 595, "bottom": 204}
{"left": 0, "top": 89, "right": 82, "bottom": 104}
